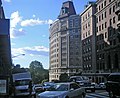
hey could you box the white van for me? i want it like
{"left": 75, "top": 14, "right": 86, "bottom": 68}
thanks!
{"left": 12, "top": 72, "right": 36, "bottom": 97}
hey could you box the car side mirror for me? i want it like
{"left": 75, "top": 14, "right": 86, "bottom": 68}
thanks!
{"left": 70, "top": 88, "right": 74, "bottom": 91}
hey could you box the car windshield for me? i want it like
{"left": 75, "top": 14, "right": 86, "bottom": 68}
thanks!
{"left": 43, "top": 82, "right": 54, "bottom": 86}
{"left": 70, "top": 77, "right": 83, "bottom": 81}
{"left": 49, "top": 84, "right": 68, "bottom": 91}
{"left": 82, "top": 76, "right": 89, "bottom": 80}
{"left": 15, "top": 79, "right": 30, "bottom": 86}
{"left": 108, "top": 75, "right": 120, "bottom": 82}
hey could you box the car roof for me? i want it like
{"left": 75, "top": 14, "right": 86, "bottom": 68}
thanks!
{"left": 109, "top": 72, "right": 120, "bottom": 76}
{"left": 70, "top": 76, "right": 83, "bottom": 78}
{"left": 56, "top": 82, "right": 75, "bottom": 85}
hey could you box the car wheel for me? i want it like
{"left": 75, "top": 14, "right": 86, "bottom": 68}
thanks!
{"left": 109, "top": 91, "right": 116, "bottom": 98}
{"left": 91, "top": 88, "right": 95, "bottom": 92}
{"left": 81, "top": 93, "right": 86, "bottom": 98}
{"left": 34, "top": 94, "right": 36, "bottom": 98}
{"left": 65, "top": 96, "right": 69, "bottom": 98}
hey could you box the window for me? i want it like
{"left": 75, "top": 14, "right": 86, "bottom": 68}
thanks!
{"left": 113, "top": 17, "right": 115, "bottom": 24}
{"left": 96, "top": 17, "right": 98, "bottom": 23}
{"left": 104, "top": 1, "right": 106, "bottom": 6}
{"left": 96, "top": 7, "right": 98, "bottom": 12}
{"left": 118, "top": 14, "right": 120, "bottom": 21}
{"left": 86, "top": 24, "right": 87, "bottom": 29}
{"left": 102, "top": 24, "right": 104, "bottom": 30}
{"left": 99, "top": 5, "right": 100, "bottom": 11}
{"left": 99, "top": 25, "right": 101, "bottom": 31}
{"left": 102, "top": 13, "right": 103, "bottom": 20}
{"left": 96, "top": 27, "right": 98, "bottom": 32}
{"left": 88, "top": 21, "right": 90, "bottom": 27}
{"left": 104, "top": 11, "right": 106, "bottom": 18}
{"left": 102, "top": 3, "right": 103, "bottom": 8}
{"left": 83, "top": 33, "right": 85, "bottom": 38}
{"left": 86, "top": 14, "right": 87, "bottom": 19}
{"left": 88, "top": 30, "right": 90, "bottom": 35}
{"left": 83, "top": 17, "right": 84, "bottom": 21}
{"left": 86, "top": 32, "right": 87, "bottom": 37}
{"left": 105, "top": 22, "right": 107, "bottom": 28}
{"left": 109, "top": 8, "right": 111, "bottom": 15}
{"left": 83, "top": 25, "right": 85, "bottom": 30}
{"left": 99, "top": 15, "right": 101, "bottom": 21}
{"left": 113, "top": 5, "right": 115, "bottom": 12}
{"left": 88, "top": 12, "right": 90, "bottom": 17}
{"left": 105, "top": 32, "right": 107, "bottom": 38}
{"left": 109, "top": 19, "right": 112, "bottom": 26}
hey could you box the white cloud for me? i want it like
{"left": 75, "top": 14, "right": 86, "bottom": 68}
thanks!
{"left": 21, "top": 18, "right": 54, "bottom": 26}
{"left": 9, "top": 11, "right": 54, "bottom": 38}
{"left": 11, "top": 46, "right": 49, "bottom": 57}
{"left": 10, "top": 11, "right": 22, "bottom": 28}
{"left": 46, "top": 19, "right": 54, "bottom": 24}
{"left": 10, "top": 28, "right": 26, "bottom": 38}
{"left": 10, "top": 11, "right": 26, "bottom": 38}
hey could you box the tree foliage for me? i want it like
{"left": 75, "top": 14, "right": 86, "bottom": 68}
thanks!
{"left": 59, "top": 73, "right": 69, "bottom": 82}
{"left": 29, "top": 60, "right": 49, "bottom": 84}
{"left": 12, "top": 64, "right": 28, "bottom": 74}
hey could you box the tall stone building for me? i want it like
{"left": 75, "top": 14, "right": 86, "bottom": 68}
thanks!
{"left": 96, "top": 0, "right": 120, "bottom": 82}
{"left": 49, "top": 1, "right": 81, "bottom": 81}
{"left": 0, "top": 0, "right": 12, "bottom": 76}
{"left": 81, "top": 2, "right": 97, "bottom": 75}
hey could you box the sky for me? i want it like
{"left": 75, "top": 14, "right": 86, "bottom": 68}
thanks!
{"left": 2, "top": 0, "right": 96, "bottom": 69}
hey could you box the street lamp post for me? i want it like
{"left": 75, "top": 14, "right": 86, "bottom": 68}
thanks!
{"left": 12, "top": 54, "right": 25, "bottom": 58}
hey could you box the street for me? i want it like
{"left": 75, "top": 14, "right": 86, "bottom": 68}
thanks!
{"left": 86, "top": 90, "right": 109, "bottom": 98}
{"left": 11, "top": 90, "right": 120, "bottom": 98}
{"left": 35, "top": 90, "right": 109, "bottom": 98}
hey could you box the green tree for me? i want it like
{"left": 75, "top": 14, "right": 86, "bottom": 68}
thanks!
{"left": 59, "top": 73, "right": 68, "bottom": 82}
{"left": 12, "top": 64, "right": 28, "bottom": 74}
{"left": 29, "top": 60, "right": 49, "bottom": 84}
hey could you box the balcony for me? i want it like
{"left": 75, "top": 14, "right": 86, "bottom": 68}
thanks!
{"left": 115, "top": 6, "right": 120, "bottom": 15}
{"left": 117, "top": 20, "right": 120, "bottom": 27}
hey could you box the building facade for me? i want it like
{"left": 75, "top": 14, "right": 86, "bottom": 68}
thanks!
{"left": 96, "top": 0, "right": 120, "bottom": 82}
{"left": 49, "top": 1, "right": 82, "bottom": 81}
{"left": 0, "top": 0, "right": 12, "bottom": 76}
{"left": 81, "top": 2, "right": 97, "bottom": 75}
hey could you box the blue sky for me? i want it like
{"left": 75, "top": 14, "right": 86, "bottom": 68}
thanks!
{"left": 2, "top": 0, "right": 96, "bottom": 69}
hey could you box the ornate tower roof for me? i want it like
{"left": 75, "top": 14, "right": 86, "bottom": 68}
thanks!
{"left": 0, "top": 0, "right": 5, "bottom": 19}
{"left": 58, "top": 1, "right": 76, "bottom": 19}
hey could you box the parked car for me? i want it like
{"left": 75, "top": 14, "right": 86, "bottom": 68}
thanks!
{"left": 91, "top": 82, "right": 99, "bottom": 89}
{"left": 38, "top": 82, "right": 86, "bottom": 98}
{"left": 105, "top": 73, "right": 120, "bottom": 98}
{"left": 69, "top": 76, "right": 95, "bottom": 92}
{"left": 99, "top": 82, "right": 106, "bottom": 89}
{"left": 33, "top": 84, "right": 44, "bottom": 93}
{"left": 42, "top": 82, "right": 55, "bottom": 91}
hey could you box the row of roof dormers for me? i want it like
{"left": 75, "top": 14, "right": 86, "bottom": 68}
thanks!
{"left": 58, "top": 1, "right": 76, "bottom": 19}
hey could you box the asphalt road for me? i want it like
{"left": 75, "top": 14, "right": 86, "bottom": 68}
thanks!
{"left": 9, "top": 90, "right": 114, "bottom": 98}
{"left": 36, "top": 90, "right": 108, "bottom": 98}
